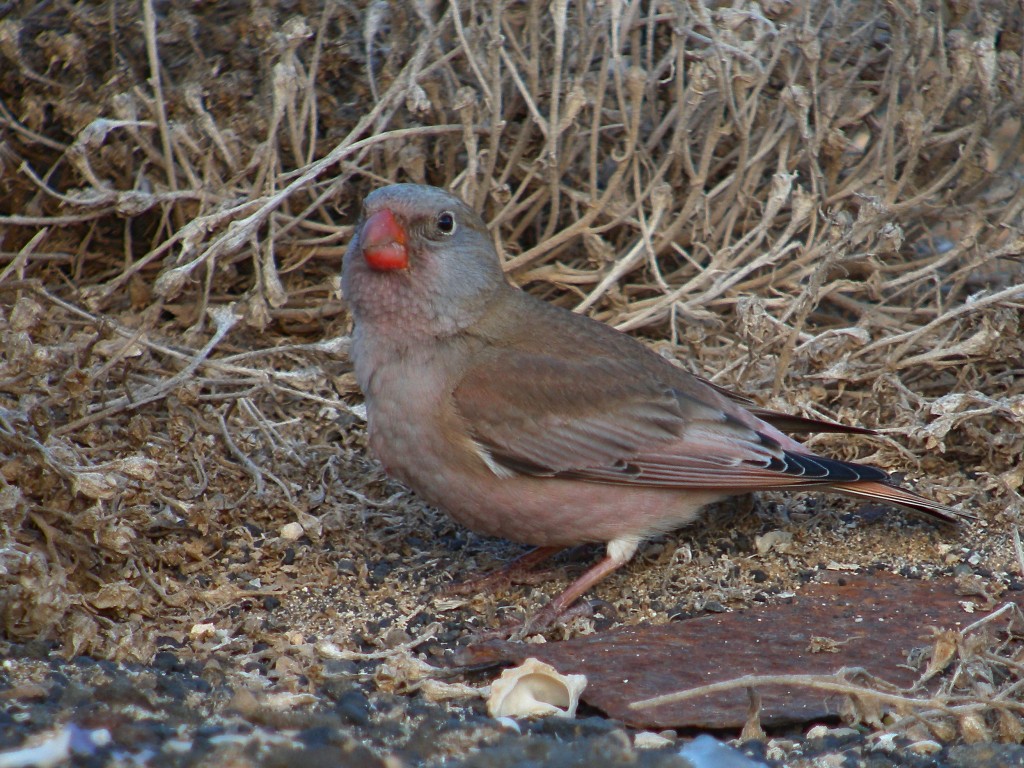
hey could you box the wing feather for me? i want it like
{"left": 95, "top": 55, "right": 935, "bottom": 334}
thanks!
{"left": 452, "top": 294, "right": 966, "bottom": 525}
{"left": 453, "top": 347, "right": 881, "bottom": 494}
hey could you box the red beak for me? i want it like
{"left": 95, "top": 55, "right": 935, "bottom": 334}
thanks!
{"left": 360, "top": 208, "right": 409, "bottom": 271}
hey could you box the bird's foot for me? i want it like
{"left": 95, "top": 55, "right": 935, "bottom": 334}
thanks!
{"left": 518, "top": 599, "right": 595, "bottom": 637}
{"left": 444, "top": 566, "right": 563, "bottom": 596}
{"left": 441, "top": 546, "right": 563, "bottom": 597}
{"left": 464, "top": 597, "right": 615, "bottom": 645}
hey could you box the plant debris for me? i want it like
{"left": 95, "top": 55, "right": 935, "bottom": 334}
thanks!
{"left": 1, "top": 0, "right": 1023, "bottom": 764}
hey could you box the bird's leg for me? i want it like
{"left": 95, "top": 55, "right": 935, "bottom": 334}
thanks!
{"left": 442, "top": 545, "right": 563, "bottom": 596}
{"left": 461, "top": 540, "right": 637, "bottom": 641}
{"left": 522, "top": 537, "right": 638, "bottom": 633}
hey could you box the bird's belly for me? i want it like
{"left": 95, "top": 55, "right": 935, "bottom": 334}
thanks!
{"left": 366, "top": 403, "right": 458, "bottom": 489}
{"left": 370, "top": 408, "right": 722, "bottom": 546}
{"left": 446, "top": 476, "right": 724, "bottom": 546}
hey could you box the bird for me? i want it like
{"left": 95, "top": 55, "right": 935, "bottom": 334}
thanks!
{"left": 341, "top": 183, "right": 966, "bottom": 630}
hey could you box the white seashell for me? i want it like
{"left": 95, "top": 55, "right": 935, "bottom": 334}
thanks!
{"left": 486, "top": 658, "right": 587, "bottom": 719}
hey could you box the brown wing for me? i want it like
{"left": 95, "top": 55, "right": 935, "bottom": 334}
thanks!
{"left": 453, "top": 347, "right": 888, "bottom": 492}
{"left": 454, "top": 293, "right": 967, "bottom": 525}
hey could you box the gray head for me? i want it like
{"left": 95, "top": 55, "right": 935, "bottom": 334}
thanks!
{"left": 342, "top": 184, "right": 508, "bottom": 339}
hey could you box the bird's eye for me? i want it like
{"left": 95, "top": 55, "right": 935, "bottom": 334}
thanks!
{"left": 436, "top": 211, "right": 456, "bottom": 236}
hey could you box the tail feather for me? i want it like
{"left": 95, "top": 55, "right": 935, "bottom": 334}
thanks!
{"left": 828, "top": 480, "right": 973, "bottom": 526}
{"left": 695, "top": 375, "right": 877, "bottom": 436}
{"left": 753, "top": 409, "right": 876, "bottom": 436}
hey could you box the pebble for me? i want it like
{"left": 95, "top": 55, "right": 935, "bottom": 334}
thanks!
{"left": 633, "top": 731, "right": 673, "bottom": 749}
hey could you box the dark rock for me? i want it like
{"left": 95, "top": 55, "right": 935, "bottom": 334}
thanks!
{"left": 333, "top": 689, "right": 372, "bottom": 727}
{"left": 153, "top": 650, "right": 180, "bottom": 672}
{"left": 947, "top": 743, "right": 1024, "bottom": 768}
{"left": 263, "top": 595, "right": 281, "bottom": 610}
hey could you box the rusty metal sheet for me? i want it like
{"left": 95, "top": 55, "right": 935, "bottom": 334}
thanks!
{"left": 464, "top": 573, "right": 1005, "bottom": 729}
